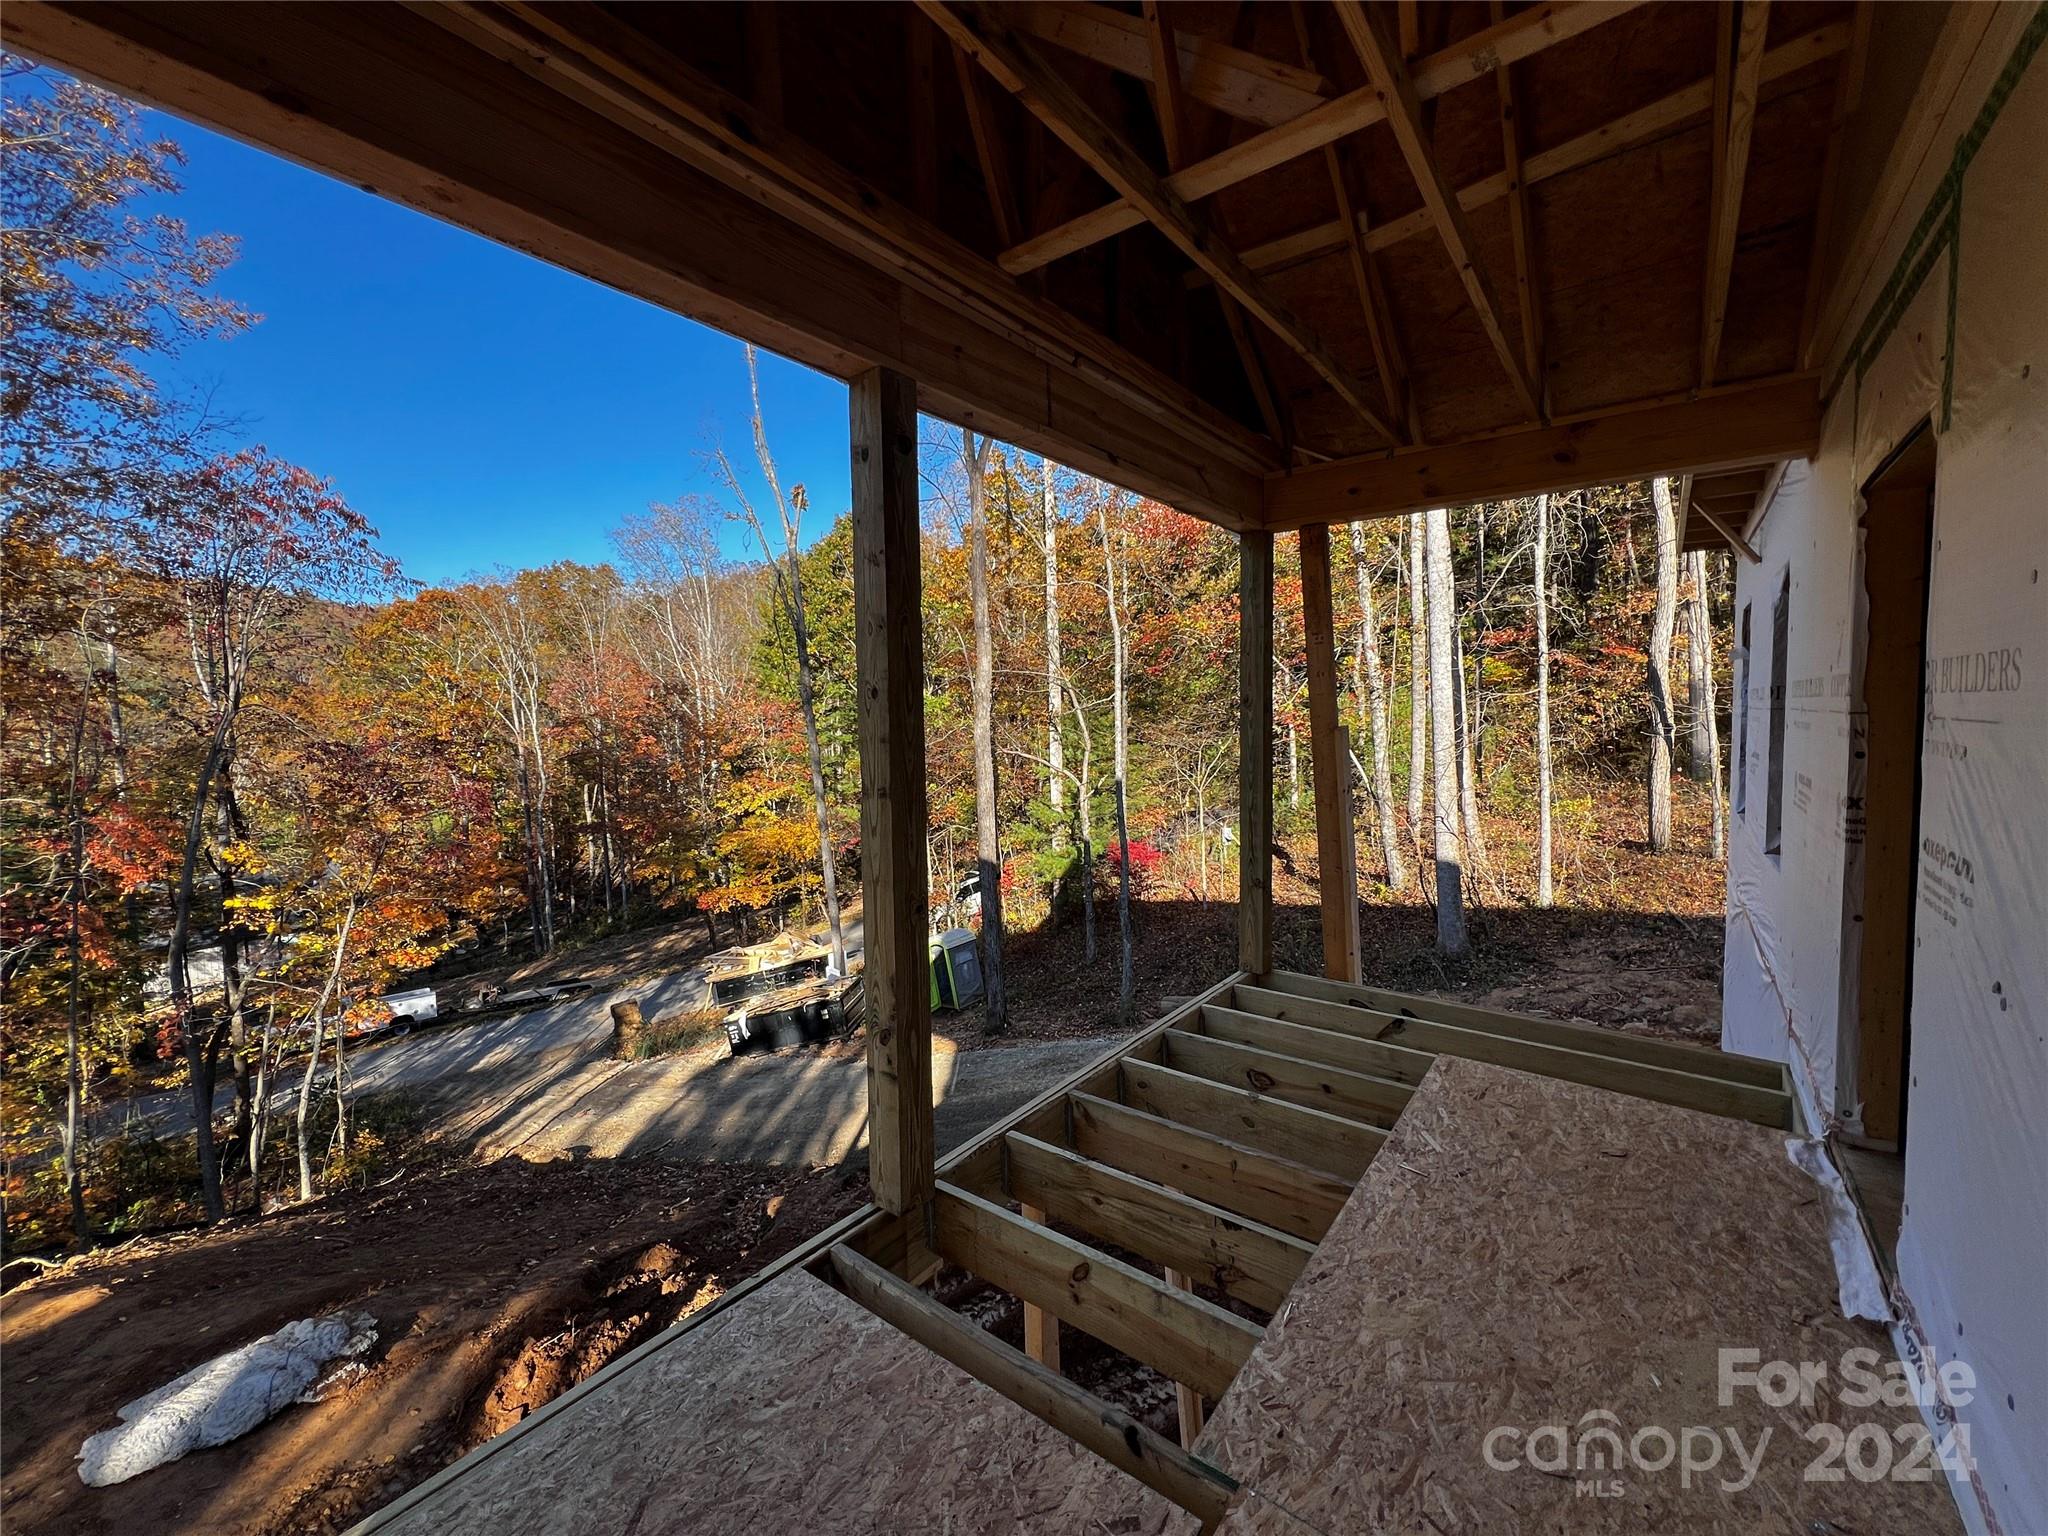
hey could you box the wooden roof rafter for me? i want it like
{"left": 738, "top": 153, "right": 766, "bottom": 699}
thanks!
{"left": 1699, "top": 0, "right": 1772, "bottom": 388}
{"left": 1142, "top": 0, "right": 1294, "bottom": 455}
{"left": 1489, "top": 0, "right": 1546, "bottom": 407}
{"left": 1226, "top": 17, "right": 1853, "bottom": 280}
{"left": 924, "top": 0, "right": 1400, "bottom": 446}
{"left": 1014, "top": 0, "right": 1331, "bottom": 128}
{"left": 1288, "top": 0, "right": 1414, "bottom": 444}
{"left": 1333, "top": 0, "right": 1544, "bottom": 423}
{"left": 402, "top": 1, "right": 1281, "bottom": 499}
{"left": 1002, "top": 0, "right": 1649, "bottom": 278}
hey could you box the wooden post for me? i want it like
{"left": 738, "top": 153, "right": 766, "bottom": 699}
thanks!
{"left": 1298, "top": 525, "right": 1363, "bottom": 982}
{"left": 1163, "top": 1265, "right": 1206, "bottom": 1447}
{"left": 1020, "top": 1202, "right": 1062, "bottom": 1372}
{"left": 851, "top": 367, "right": 932, "bottom": 1217}
{"left": 1238, "top": 531, "right": 1274, "bottom": 975}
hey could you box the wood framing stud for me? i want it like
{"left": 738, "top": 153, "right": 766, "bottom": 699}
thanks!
{"left": 851, "top": 367, "right": 933, "bottom": 1215}
{"left": 1333, "top": 0, "right": 1543, "bottom": 421}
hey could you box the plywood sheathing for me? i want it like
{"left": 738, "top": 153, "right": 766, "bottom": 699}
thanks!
{"left": 1196, "top": 1057, "right": 1965, "bottom": 1535}
{"left": 377, "top": 1270, "right": 1196, "bottom": 1535}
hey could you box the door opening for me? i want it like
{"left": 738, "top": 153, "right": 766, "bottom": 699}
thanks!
{"left": 1840, "top": 424, "right": 1936, "bottom": 1257}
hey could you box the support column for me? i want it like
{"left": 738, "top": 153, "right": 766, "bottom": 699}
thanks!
{"left": 1238, "top": 531, "right": 1274, "bottom": 975}
{"left": 1298, "top": 524, "right": 1363, "bottom": 982}
{"left": 851, "top": 367, "right": 932, "bottom": 1217}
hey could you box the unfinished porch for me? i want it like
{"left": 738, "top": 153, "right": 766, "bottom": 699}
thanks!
{"left": 356, "top": 967, "right": 1960, "bottom": 1535}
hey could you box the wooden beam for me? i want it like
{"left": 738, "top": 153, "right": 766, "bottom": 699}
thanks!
{"left": 953, "top": 44, "right": 1023, "bottom": 248}
{"left": 1700, "top": 0, "right": 1771, "bottom": 388}
{"left": 851, "top": 367, "right": 933, "bottom": 1215}
{"left": 1227, "top": 20, "right": 1852, "bottom": 280}
{"left": 1194, "top": 1002, "right": 1436, "bottom": 1088}
{"left": 1489, "top": 0, "right": 1545, "bottom": 396}
{"left": 927, "top": 0, "right": 1398, "bottom": 445}
{"left": 1068, "top": 1091, "right": 1350, "bottom": 1242}
{"left": 1297, "top": 526, "right": 1363, "bottom": 982}
{"left": 1013, "top": 0, "right": 1330, "bottom": 127}
{"left": 1691, "top": 497, "right": 1764, "bottom": 563}
{"left": 1258, "top": 968, "right": 1788, "bottom": 1086}
{"left": 447, "top": 1, "right": 1285, "bottom": 504}
{"left": 1005, "top": 1133, "right": 1312, "bottom": 1312}
{"left": 1261, "top": 374, "right": 1823, "bottom": 532}
{"left": 1333, "top": 0, "right": 1542, "bottom": 422}
{"left": 1162, "top": 1030, "right": 1413, "bottom": 1128}
{"left": 1121, "top": 1057, "right": 1386, "bottom": 1178}
{"left": 932, "top": 1184, "right": 1261, "bottom": 1400}
{"left": 1002, "top": 0, "right": 1648, "bottom": 277}
{"left": 1164, "top": 1265, "right": 1206, "bottom": 1448}
{"left": 1229, "top": 984, "right": 1793, "bottom": 1126}
{"left": 824, "top": 1245, "right": 1234, "bottom": 1525}
{"left": 1238, "top": 531, "right": 1275, "bottom": 973}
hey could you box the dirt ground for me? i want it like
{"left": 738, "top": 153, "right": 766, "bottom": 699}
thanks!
{"left": 1, "top": 1154, "right": 864, "bottom": 1536}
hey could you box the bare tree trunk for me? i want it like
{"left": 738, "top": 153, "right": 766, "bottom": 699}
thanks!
{"left": 1406, "top": 516, "right": 1428, "bottom": 858}
{"left": 1286, "top": 718, "right": 1300, "bottom": 813}
{"left": 1422, "top": 508, "right": 1467, "bottom": 953}
{"left": 1533, "top": 495, "right": 1555, "bottom": 907}
{"left": 964, "top": 430, "right": 1008, "bottom": 1034}
{"left": 1346, "top": 523, "right": 1406, "bottom": 888}
{"left": 296, "top": 899, "right": 356, "bottom": 1203}
{"left": 1685, "top": 547, "right": 1715, "bottom": 781}
{"left": 1067, "top": 683, "right": 1098, "bottom": 964}
{"left": 61, "top": 661, "right": 91, "bottom": 1243}
{"left": 1042, "top": 459, "right": 1065, "bottom": 843}
{"left": 1454, "top": 629, "right": 1491, "bottom": 882}
{"left": 168, "top": 713, "right": 235, "bottom": 1223}
{"left": 1691, "top": 549, "right": 1727, "bottom": 858}
{"left": 1647, "top": 478, "right": 1679, "bottom": 852}
{"left": 247, "top": 1003, "right": 275, "bottom": 1211}
{"left": 725, "top": 348, "right": 846, "bottom": 973}
{"left": 1097, "top": 497, "right": 1135, "bottom": 1029}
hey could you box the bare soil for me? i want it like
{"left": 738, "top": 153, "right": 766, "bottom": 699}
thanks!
{"left": 1, "top": 1154, "right": 864, "bottom": 1536}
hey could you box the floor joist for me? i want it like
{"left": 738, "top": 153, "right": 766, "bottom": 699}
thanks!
{"left": 1067, "top": 1091, "right": 1352, "bottom": 1243}
{"left": 1230, "top": 983, "right": 1791, "bottom": 1126}
{"left": 1253, "top": 970, "right": 1787, "bottom": 1086}
{"left": 1120, "top": 1056, "right": 1387, "bottom": 1178}
{"left": 1161, "top": 1029, "right": 1414, "bottom": 1128}
{"left": 1002, "top": 1132, "right": 1313, "bottom": 1313}
{"left": 931, "top": 1184, "right": 1261, "bottom": 1402}
{"left": 1194, "top": 1001, "right": 1438, "bottom": 1088}
{"left": 823, "top": 1244, "right": 1235, "bottom": 1526}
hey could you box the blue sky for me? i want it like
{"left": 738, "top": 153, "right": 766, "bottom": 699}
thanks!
{"left": 145, "top": 108, "right": 855, "bottom": 586}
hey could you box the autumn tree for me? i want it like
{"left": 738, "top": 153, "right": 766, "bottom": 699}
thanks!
{"left": 149, "top": 449, "right": 399, "bottom": 1221}
{"left": 1646, "top": 477, "right": 1679, "bottom": 852}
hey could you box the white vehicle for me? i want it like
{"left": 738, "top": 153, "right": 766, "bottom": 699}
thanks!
{"left": 378, "top": 987, "right": 439, "bottom": 1023}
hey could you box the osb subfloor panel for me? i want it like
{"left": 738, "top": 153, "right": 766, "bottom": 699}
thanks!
{"left": 379, "top": 1269, "right": 1195, "bottom": 1535}
{"left": 1195, "top": 1058, "right": 1966, "bottom": 1536}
